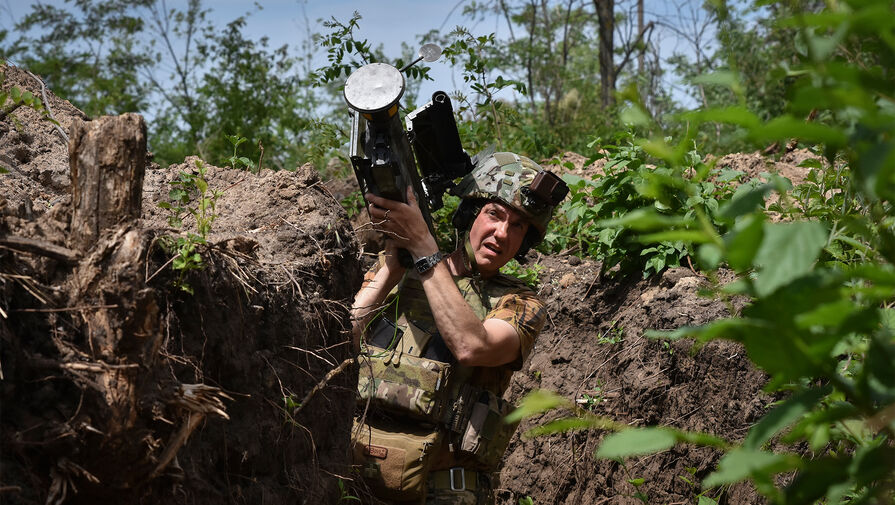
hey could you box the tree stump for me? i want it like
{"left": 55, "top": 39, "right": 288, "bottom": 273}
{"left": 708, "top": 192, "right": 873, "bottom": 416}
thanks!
{"left": 69, "top": 113, "right": 146, "bottom": 251}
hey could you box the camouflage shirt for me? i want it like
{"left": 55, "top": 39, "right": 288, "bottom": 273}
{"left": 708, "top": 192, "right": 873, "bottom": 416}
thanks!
{"left": 360, "top": 255, "right": 547, "bottom": 470}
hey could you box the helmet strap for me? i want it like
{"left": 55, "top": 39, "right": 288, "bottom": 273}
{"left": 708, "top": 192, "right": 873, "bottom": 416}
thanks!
{"left": 461, "top": 232, "right": 481, "bottom": 280}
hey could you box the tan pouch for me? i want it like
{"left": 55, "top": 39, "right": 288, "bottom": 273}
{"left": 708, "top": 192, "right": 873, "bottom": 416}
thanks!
{"left": 352, "top": 418, "right": 442, "bottom": 501}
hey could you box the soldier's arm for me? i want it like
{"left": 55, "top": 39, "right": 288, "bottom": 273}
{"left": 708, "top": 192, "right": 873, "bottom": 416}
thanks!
{"left": 364, "top": 189, "right": 520, "bottom": 367}
{"left": 421, "top": 261, "right": 523, "bottom": 367}
{"left": 350, "top": 244, "right": 405, "bottom": 353}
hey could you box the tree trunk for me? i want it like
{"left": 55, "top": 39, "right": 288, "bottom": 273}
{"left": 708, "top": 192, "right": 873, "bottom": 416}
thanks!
{"left": 594, "top": 0, "right": 616, "bottom": 108}
{"left": 638, "top": 0, "right": 644, "bottom": 74}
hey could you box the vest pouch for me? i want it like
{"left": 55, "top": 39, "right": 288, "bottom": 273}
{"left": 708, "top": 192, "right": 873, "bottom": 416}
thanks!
{"left": 452, "top": 385, "right": 520, "bottom": 470}
{"left": 352, "top": 418, "right": 442, "bottom": 501}
{"left": 357, "top": 345, "right": 452, "bottom": 422}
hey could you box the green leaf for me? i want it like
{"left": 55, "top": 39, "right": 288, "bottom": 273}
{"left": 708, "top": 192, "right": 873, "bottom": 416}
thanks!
{"left": 749, "top": 117, "right": 847, "bottom": 147}
{"left": 698, "top": 243, "right": 723, "bottom": 269}
{"left": 505, "top": 390, "right": 568, "bottom": 424}
{"left": 703, "top": 448, "right": 800, "bottom": 488}
{"left": 637, "top": 229, "right": 713, "bottom": 244}
{"left": 685, "top": 106, "right": 759, "bottom": 128}
{"left": 743, "top": 386, "right": 829, "bottom": 450}
{"left": 621, "top": 104, "right": 651, "bottom": 126}
{"left": 525, "top": 416, "right": 620, "bottom": 438}
{"left": 719, "top": 184, "right": 772, "bottom": 219}
{"left": 752, "top": 222, "right": 828, "bottom": 297}
{"left": 598, "top": 208, "right": 686, "bottom": 231}
{"left": 691, "top": 70, "right": 740, "bottom": 89}
{"left": 724, "top": 214, "right": 765, "bottom": 271}
{"left": 169, "top": 188, "right": 187, "bottom": 202}
{"left": 783, "top": 457, "right": 849, "bottom": 505}
{"left": 595, "top": 427, "right": 677, "bottom": 459}
{"left": 698, "top": 496, "right": 718, "bottom": 505}
{"left": 794, "top": 299, "right": 859, "bottom": 329}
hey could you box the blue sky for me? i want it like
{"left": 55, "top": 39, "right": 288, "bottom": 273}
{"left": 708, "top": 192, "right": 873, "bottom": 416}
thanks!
{"left": 4, "top": 0, "right": 487, "bottom": 102}
{"left": 5, "top": 0, "right": 715, "bottom": 108}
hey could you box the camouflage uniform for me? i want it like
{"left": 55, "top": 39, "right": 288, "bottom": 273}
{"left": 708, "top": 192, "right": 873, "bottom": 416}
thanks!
{"left": 354, "top": 152, "right": 564, "bottom": 505}
{"left": 357, "top": 257, "right": 546, "bottom": 505}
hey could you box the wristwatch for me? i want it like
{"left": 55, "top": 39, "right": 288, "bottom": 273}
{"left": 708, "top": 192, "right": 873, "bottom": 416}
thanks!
{"left": 414, "top": 251, "right": 443, "bottom": 275}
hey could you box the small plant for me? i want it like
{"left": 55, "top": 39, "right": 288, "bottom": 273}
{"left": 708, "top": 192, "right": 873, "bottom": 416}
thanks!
{"left": 619, "top": 463, "right": 649, "bottom": 504}
{"left": 225, "top": 134, "right": 257, "bottom": 172}
{"left": 337, "top": 478, "right": 360, "bottom": 502}
{"left": 340, "top": 190, "right": 365, "bottom": 219}
{"left": 679, "top": 467, "right": 721, "bottom": 505}
{"left": 597, "top": 322, "right": 624, "bottom": 345}
{"left": 577, "top": 389, "right": 605, "bottom": 411}
{"left": 501, "top": 259, "right": 542, "bottom": 289}
{"left": 662, "top": 340, "right": 674, "bottom": 355}
{"left": 157, "top": 159, "right": 222, "bottom": 293}
{"left": 0, "top": 65, "right": 60, "bottom": 170}
{"left": 518, "top": 496, "right": 535, "bottom": 505}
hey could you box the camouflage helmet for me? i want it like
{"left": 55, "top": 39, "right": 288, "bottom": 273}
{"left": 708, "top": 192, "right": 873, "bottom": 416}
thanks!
{"left": 452, "top": 152, "right": 567, "bottom": 240}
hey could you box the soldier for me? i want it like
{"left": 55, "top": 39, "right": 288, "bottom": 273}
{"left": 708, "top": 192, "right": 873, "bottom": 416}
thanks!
{"left": 351, "top": 152, "right": 567, "bottom": 505}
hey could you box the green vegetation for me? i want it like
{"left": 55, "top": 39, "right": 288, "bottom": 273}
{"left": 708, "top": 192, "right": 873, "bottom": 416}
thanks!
{"left": 0, "top": 63, "right": 60, "bottom": 153}
{"left": 597, "top": 322, "right": 624, "bottom": 345}
{"left": 539, "top": 135, "right": 768, "bottom": 278}
{"left": 6, "top": 0, "right": 895, "bottom": 502}
{"left": 511, "top": 0, "right": 895, "bottom": 502}
{"left": 500, "top": 259, "right": 542, "bottom": 289}
{"left": 157, "top": 158, "right": 222, "bottom": 293}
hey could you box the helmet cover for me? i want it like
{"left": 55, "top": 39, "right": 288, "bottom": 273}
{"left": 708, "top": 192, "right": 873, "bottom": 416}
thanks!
{"left": 453, "top": 152, "right": 560, "bottom": 239}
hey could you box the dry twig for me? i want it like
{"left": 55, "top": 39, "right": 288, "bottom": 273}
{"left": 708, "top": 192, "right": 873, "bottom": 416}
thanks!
{"left": 291, "top": 357, "right": 355, "bottom": 416}
{"left": 24, "top": 70, "right": 68, "bottom": 143}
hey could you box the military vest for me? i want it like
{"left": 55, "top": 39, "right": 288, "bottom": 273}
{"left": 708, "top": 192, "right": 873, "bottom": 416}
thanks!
{"left": 357, "top": 268, "right": 530, "bottom": 469}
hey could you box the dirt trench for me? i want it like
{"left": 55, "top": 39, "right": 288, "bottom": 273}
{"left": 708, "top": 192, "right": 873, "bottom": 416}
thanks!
{"left": 495, "top": 258, "right": 771, "bottom": 504}
{"left": 1, "top": 63, "right": 361, "bottom": 504}
{"left": 2, "top": 61, "right": 804, "bottom": 505}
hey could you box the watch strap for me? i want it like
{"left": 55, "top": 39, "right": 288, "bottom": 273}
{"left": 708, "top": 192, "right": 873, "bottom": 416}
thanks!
{"left": 414, "top": 251, "right": 443, "bottom": 275}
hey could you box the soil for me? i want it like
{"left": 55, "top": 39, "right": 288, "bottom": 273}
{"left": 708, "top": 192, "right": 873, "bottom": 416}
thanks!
{"left": 1, "top": 62, "right": 812, "bottom": 504}
{"left": 2, "top": 64, "right": 361, "bottom": 505}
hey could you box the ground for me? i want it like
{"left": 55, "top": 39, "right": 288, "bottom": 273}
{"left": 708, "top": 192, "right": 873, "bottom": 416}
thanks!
{"left": 1, "top": 62, "right": 813, "bottom": 504}
{"left": 2, "top": 64, "right": 361, "bottom": 505}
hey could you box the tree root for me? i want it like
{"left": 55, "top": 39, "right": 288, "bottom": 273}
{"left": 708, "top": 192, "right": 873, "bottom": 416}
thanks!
{"left": 292, "top": 357, "right": 355, "bottom": 416}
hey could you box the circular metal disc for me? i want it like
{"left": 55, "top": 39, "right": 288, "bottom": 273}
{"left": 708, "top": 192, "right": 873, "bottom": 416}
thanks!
{"left": 343, "top": 63, "right": 405, "bottom": 113}
{"left": 419, "top": 43, "right": 442, "bottom": 62}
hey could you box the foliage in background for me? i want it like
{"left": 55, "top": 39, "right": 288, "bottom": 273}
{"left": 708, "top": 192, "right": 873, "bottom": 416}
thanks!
{"left": 515, "top": 0, "right": 895, "bottom": 502}
{"left": 539, "top": 133, "right": 766, "bottom": 278}
{"left": 5, "top": 0, "right": 154, "bottom": 116}
{"left": 2, "top": 0, "right": 811, "bottom": 173}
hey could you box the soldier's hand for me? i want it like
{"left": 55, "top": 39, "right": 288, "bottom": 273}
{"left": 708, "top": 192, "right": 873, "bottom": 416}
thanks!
{"left": 366, "top": 187, "right": 438, "bottom": 259}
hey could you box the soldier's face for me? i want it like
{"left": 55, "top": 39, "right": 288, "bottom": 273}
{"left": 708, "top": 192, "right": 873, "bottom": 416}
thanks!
{"left": 469, "top": 202, "right": 529, "bottom": 277}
